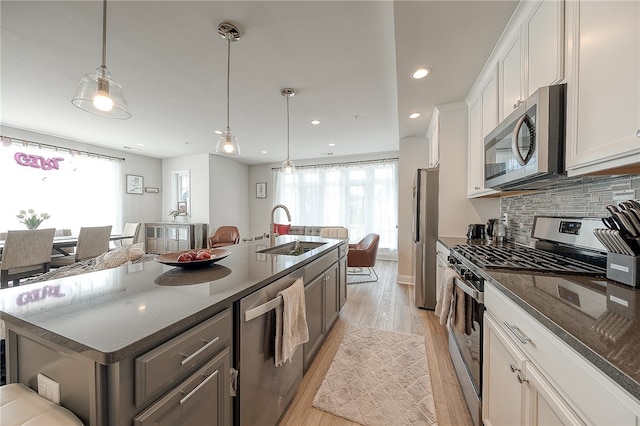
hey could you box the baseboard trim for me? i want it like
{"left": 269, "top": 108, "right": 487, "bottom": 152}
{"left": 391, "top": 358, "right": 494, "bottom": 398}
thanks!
{"left": 396, "top": 274, "right": 414, "bottom": 285}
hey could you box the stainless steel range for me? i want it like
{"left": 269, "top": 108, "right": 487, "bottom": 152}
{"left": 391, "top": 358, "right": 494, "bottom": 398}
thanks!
{"left": 446, "top": 216, "right": 607, "bottom": 426}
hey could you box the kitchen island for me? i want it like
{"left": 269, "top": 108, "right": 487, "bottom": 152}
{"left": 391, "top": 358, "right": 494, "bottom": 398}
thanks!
{"left": 0, "top": 235, "right": 347, "bottom": 426}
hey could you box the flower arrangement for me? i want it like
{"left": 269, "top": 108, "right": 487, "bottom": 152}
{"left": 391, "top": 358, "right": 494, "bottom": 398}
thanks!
{"left": 16, "top": 209, "right": 51, "bottom": 230}
{"left": 168, "top": 209, "right": 179, "bottom": 222}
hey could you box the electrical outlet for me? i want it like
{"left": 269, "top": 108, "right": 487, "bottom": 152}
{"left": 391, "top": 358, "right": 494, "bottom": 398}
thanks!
{"left": 502, "top": 213, "right": 509, "bottom": 225}
{"left": 37, "top": 373, "right": 60, "bottom": 404}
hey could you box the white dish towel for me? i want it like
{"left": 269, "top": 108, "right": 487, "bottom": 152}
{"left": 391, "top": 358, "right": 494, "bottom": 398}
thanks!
{"left": 275, "top": 278, "right": 309, "bottom": 367}
{"left": 434, "top": 267, "right": 459, "bottom": 325}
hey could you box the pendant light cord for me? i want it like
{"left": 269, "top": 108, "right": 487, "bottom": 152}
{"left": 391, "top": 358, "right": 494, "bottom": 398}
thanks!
{"left": 101, "top": 0, "right": 107, "bottom": 69}
{"left": 286, "top": 94, "right": 290, "bottom": 161}
{"left": 226, "top": 36, "right": 231, "bottom": 132}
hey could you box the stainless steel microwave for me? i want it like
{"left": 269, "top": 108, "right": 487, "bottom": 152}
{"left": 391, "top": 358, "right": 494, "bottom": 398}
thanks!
{"left": 484, "top": 84, "right": 566, "bottom": 190}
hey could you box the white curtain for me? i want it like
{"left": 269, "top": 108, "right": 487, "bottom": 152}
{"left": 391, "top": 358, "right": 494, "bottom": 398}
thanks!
{"left": 0, "top": 143, "right": 121, "bottom": 235}
{"left": 274, "top": 160, "right": 398, "bottom": 259}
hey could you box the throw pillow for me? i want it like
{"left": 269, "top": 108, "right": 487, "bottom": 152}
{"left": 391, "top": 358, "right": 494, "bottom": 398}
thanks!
{"left": 273, "top": 223, "right": 290, "bottom": 235}
{"left": 127, "top": 243, "right": 144, "bottom": 261}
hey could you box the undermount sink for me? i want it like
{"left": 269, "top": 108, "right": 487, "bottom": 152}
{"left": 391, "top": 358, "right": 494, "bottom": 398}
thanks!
{"left": 257, "top": 241, "right": 326, "bottom": 256}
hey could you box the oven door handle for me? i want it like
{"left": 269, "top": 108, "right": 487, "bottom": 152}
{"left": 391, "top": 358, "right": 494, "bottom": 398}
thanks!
{"left": 453, "top": 277, "right": 484, "bottom": 304}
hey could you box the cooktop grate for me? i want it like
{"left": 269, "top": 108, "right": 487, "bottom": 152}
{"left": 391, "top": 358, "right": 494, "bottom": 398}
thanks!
{"left": 452, "top": 244, "right": 606, "bottom": 276}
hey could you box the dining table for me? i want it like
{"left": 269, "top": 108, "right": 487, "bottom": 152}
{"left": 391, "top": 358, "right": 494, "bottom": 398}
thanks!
{"left": 0, "top": 234, "right": 126, "bottom": 256}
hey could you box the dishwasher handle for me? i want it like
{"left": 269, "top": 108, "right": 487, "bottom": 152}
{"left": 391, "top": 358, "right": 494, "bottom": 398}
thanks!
{"left": 244, "top": 295, "right": 283, "bottom": 323}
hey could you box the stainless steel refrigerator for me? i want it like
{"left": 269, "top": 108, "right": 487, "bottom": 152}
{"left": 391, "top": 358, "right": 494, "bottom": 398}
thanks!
{"left": 412, "top": 168, "right": 439, "bottom": 309}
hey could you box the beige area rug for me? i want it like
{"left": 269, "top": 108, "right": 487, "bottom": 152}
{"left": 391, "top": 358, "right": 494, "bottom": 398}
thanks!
{"left": 312, "top": 324, "right": 438, "bottom": 426}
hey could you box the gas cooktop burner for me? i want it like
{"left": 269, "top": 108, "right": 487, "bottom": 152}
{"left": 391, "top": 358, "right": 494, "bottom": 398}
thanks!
{"left": 452, "top": 244, "right": 606, "bottom": 276}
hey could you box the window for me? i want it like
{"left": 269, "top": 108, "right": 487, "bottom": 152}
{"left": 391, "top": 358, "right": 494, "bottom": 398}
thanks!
{"left": 0, "top": 143, "right": 121, "bottom": 235}
{"left": 274, "top": 159, "right": 398, "bottom": 259}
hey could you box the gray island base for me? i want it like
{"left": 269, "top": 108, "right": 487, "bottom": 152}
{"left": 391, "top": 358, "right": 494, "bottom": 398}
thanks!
{"left": 0, "top": 235, "right": 347, "bottom": 426}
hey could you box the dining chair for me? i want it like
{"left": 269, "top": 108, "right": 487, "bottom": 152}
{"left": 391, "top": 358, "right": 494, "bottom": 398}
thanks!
{"left": 0, "top": 228, "right": 56, "bottom": 288}
{"left": 207, "top": 226, "right": 240, "bottom": 248}
{"left": 51, "top": 225, "right": 112, "bottom": 267}
{"left": 118, "top": 222, "right": 141, "bottom": 247}
{"left": 347, "top": 233, "right": 380, "bottom": 283}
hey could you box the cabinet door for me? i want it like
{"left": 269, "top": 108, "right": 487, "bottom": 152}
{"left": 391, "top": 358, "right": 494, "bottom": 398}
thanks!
{"left": 338, "top": 256, "right": 347, "bottom": 309}
{"left": 526, "top": 0, "right": 564, "bottom": 97}
{"left": 483, "top": 313, "right": 527, "bottom": 426}
{"left": 177, "top": 225, "right": 190, "bottom": 251}
{"left": 324, "top": 263, "right": 339, "bottom": 331}
{"left": 500, "top": 35, "right": 522, "bottom": 120}
{"left": 566, "top": 0, "right": 640, "bottom": 175}
{"left": 134, "top": 347, "right": 231, "bottom": 426}
{"left": 482, "top": 70, "right": 499, "bottom": 138}
{"left": 525, "top": 362, "right": 585, "bottom": 426}
{"left": 303, "top": 274, "right": 325, "bottom": 369}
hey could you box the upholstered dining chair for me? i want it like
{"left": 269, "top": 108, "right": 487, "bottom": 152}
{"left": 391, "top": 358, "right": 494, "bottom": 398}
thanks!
{"left": 0, "top": 228, "right": 56, "bottom": 288}
{"left": 51, "top": 225, "right": 112, "bottom": 267}
{"left": 347, "top": 233, "right": 380, "bottom": 283}
{"left": 207, "top": 226, "right": 240, "bottom": 248}
{"left": 118, "top": 222, "right": 141, "bottom": 247}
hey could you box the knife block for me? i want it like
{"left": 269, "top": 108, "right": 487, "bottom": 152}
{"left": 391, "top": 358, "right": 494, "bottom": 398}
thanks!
{"left": 607, "top": 252, "right": 640, "bottom": 288}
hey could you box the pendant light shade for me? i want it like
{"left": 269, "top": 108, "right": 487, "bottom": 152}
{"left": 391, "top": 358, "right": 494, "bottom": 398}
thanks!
{"left": 72, "top": 0, "right": 130, "bottom": 119}
{"left": 215, "top": 22, "right": 241, "bottom": 156}
{"left": 281, "top": 88, "right": 296, "bottom": 173}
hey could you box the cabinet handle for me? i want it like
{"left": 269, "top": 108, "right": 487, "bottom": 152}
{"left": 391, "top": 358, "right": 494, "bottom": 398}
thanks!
{"left": 180, "top": 337, "right": 220, "bottom": 366}
{"left": 179, "top": 370, "right": 218, "bottom": 405}
{"left": 503, "top": 321, "right": 531, "bottom": 345}
{"left": 516, "top": 372, "right": 528, "bottom": 384}
{"left": 509, "top": 363, "right": 519, "bottom": 373}
{"left": 513, "top": 99, "right": 523, "bottom": 109}
{"left": 636, "top": 129, "right": 640, "bottom": 138}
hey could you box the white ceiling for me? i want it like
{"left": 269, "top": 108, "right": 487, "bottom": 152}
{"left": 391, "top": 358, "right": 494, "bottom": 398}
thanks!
{"left": 0, "top": 1, "right": 517, "bottom": 165}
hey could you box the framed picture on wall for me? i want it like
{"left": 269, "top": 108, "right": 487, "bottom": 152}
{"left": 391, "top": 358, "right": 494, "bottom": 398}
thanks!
{"left": 256, "top": 182, "right": 267, "bottom": 199}
{"left": 177, "top": 201, "right": 187, "bottom": 215}
{"left": 126, "top": 174, "right": 143, "bottom": 194}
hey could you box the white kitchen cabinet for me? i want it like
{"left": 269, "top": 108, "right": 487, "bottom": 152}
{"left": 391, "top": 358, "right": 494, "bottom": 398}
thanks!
{"left": 467, "top": 67, "right": 499, "bottom": 198}
{"left": 499, "top": 0, "right": 564, "bottom": 121}
{"left": 484, "top": 313, "right": 583, "bottom": 426}
{"left": 428, "top": 119, "right": 440, "bottom": 168}
{"left": 485, "top": 283, "right": 640, "bottom": 425}
{"left": 565, "top": 0, "right": 640, "bottom": 175}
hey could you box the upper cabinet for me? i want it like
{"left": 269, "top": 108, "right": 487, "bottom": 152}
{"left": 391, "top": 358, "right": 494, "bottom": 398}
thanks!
{"left": 467, "top": 66, "right": 500, "bottom": 198}
{"left": 499, "top": 0, "right": 565, "bottom": 121}
{"left": 564, "top": 0, "right": 640, "bottom": 175}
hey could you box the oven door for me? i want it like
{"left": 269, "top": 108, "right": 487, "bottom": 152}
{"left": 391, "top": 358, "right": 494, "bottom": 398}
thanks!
{"left": 447, "top": 274, "right": 484, "bottom": 426}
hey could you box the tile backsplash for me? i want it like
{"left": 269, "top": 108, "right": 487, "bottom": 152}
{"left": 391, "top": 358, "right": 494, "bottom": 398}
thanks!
{"left": 501, "top": 174, "right": 640, "bottom": 245}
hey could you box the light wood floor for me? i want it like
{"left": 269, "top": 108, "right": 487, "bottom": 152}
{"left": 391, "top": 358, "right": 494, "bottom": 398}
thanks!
{"left": 279, "top": 260, "right": 473, "bottom": 426}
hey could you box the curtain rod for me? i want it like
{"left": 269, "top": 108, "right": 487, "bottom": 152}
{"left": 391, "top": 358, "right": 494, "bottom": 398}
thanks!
{"left": 1, "top": 135, "right": 126, "bottom": 162}
{"left": 272, "top": 157, "right": 398, "bottom": 171}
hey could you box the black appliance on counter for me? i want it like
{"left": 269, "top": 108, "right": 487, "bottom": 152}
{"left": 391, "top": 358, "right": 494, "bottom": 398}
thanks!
{"left": 446, "top": 216, "right": 607, "bottom": 426}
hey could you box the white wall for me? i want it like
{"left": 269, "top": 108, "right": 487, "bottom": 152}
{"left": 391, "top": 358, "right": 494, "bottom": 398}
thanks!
{"left": 397, "top": 136, "right": 430, "bottom": 285}
{"left": 209, "top": 155, "right": 249, "bottom": 239}
{"left": 162, "top": 154, "right": 249, "bottom": 239}
{"left": 1, "top": 125, "right": 162, "bottom": 233}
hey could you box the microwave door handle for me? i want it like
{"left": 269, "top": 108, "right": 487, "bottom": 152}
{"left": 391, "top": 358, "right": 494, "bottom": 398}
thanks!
{"left": 511, "top": 114, "right": 535, "bottom": 166}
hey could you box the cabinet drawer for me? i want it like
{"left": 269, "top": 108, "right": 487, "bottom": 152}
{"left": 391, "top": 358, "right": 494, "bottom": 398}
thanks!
{"left": 486, "top": 283, "right": 639, "bottom": 425}
{"left": 135, "top": 309, "right": 231, "bottom": 406}
{"left": 304, "top": 249, "right": 339, "bottom": 282}
{"left": 134, "top": 347, "right": 231, "bottom": 426}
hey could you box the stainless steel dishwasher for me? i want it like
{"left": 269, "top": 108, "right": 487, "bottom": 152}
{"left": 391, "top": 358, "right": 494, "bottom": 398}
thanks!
{"left": 239, "top": 273, "right": 304, "bottom": 426}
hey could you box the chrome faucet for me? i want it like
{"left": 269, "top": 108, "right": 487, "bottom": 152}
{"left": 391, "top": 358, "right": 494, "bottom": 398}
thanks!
{"left": 270, "top": 204, "right": 291, "bottom": 246}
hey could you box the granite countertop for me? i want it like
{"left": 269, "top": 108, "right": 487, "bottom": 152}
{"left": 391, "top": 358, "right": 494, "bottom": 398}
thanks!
{"left": 483, "top": 270, "right": 640, "bottom": 400}
{"left": 438, "top": 236, "right": 640, "bottom": 400}
{"left": 0, "top": 235, "right": 341, "bottom": 365}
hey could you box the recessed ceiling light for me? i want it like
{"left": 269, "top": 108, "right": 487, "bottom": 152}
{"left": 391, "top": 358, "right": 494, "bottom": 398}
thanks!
{"left": 261, "top": 150, "right": 267, "bottom": 154}
{"left": 136, "top": 143, "right": 145, "bottom": 147}
{"left": 409, "top": 112, "right": 422, "bottom": 119}
{"left": 412, "top": 68, "right": 431, "bottom": 79}
{"left": 328, "top": 143, "right": 335, "bottom": 147}
{"left": 311, "top": 120, "right": 320, "bottom": 125}
{"left": 214, "top": 130, "right": 223, "bottom": 135}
